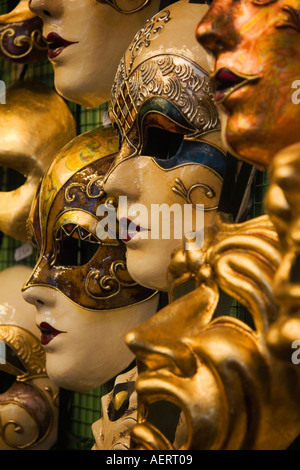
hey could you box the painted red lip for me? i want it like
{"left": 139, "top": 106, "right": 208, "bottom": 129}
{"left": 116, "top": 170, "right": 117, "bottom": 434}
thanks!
{"left": 45, "top": 32, "right": 78, "bottom": 59}
{"left": 119, "top": 218, "right": 149, "bottom": 243}
{"left": 39, "top": 321, "right": 66, "bottom": 346}
{"left": 213, "top": 68, "right": 260, "bottom": 104}
{"left": 214, "top": 68, "right": 245, "bottom": 102}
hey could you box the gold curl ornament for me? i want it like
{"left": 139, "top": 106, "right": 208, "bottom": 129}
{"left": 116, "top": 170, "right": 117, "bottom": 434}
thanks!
{"left": 0, "top": 1, "right": 47, "bottom": 63}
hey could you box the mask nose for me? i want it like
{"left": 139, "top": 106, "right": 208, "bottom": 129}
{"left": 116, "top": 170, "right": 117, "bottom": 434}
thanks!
{"left": 22, "top": 285, "right": 56, "bottom": 309}
{"left": 29, "top": 0, "right": 62, "bottom": 19}
{"left": 196, "top": 0, "right": 239, "bottom": 56}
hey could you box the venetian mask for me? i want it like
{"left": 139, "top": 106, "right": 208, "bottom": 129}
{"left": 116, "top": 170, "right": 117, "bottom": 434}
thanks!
{"left": 196, "top": 0, "right": 300, "bottom": 379}
{"left": 22, "top": 126, "right": 159, "bottom": 393}
{"left": 0, "top": 0, "right": 47, "bottom": 63}
{"left": 196, "top": 0, "right": 300, "bottom": 170}
{"left": 28, "top": 0, "right": 161, "bottom": 107}
{"left": 92, "top": 365, "right": 138, "bottom": 450}
{"left": 0, "top": 265, "right": 59, "bottom": 450}
{"left": 0, "top": 80, "right": 76, "bottom": 242}
{"left": 126, "top": 213, "right": 300, "bottom": 450}
{"left": 104, "top": 0, "right": 228, "bottom": 291}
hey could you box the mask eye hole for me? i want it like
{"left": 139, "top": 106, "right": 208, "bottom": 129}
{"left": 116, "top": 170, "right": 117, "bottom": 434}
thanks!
{"left": 0, "top": 167, "right": 26, "bottom": 192}
{"left": 54, "top": 226, "right": 100, "bottom": 267}
{"left": 5, "top": 0, "right": 20, "bottom": 13}
{"left": 141, "top": 127, "right": 184, "bottom": 160}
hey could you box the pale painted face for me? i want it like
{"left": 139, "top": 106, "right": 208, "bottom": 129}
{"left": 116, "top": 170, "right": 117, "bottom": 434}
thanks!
{"left": 104, "top": 154, "right": 224, "bottom": 291}
{"left": 28, "top": 0, "right": 160, "bottom": 107}
{"left": 22, "top": 285, "right": 158, "bottom": 392}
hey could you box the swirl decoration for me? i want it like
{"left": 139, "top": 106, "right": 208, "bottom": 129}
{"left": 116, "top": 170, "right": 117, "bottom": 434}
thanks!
{"left": 128, "top": 10, "right": 171, "bottom": 73}
{"left": 65, "top": 175, "right": 105, "bottom": 203}
{"left": 0, "top": 325, "right": 46, "bottom": 379}
{"left": 85, "top": 261, "right": 137, "bottom": 300}
{"left": 0, "top": 26, "right": 47, "bottom": 61}
{"left": 0, "top": 400, "right": 40, "bottom": 449}
{"left": 0, "top": 326, "right": 56, "bottom": 449}
{"left": 172, "top": 177, "right": 217, "bottom": 211}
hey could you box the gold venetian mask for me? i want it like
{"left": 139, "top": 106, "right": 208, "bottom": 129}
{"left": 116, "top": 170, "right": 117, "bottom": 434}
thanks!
{"left": 0, "top": 80, "right": 76, "bottom": 242}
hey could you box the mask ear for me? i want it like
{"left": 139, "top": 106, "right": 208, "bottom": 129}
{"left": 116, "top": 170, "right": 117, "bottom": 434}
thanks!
{"left": 97, "top": 0, "right": 151, "bottom": 14}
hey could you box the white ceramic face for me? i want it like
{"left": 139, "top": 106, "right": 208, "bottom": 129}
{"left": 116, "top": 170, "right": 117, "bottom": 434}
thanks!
{"left": 104, "top": 156, "right": 223, "bottom": 291}
{"left": 22, "top": 285, "right": 158, "bottom": 392}
{"left": 0, "top": 266, "right": 59, "bottom": 451}
{"left": 28, "top": 0, "right": 161, "bottom": 107}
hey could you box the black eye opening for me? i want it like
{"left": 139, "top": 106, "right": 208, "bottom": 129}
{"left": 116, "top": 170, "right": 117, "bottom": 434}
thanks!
{"left": 141, "top": 126, "right": 184, "bottom": 160}
{"left": 55, "top": 227, "right": 100, "bottom": 267}
{"left": 6, "top": 0, "right": 20, "bottom": 13}
{"left": 0, "top": 167, "right": 26, "bottom": 192}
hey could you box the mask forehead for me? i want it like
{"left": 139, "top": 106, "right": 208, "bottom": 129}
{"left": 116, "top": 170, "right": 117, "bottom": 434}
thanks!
{"left": 39, "top": 126, "right": 119, "bottom": 241}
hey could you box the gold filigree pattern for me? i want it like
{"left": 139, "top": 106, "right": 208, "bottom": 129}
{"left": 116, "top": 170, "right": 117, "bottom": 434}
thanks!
{"left": 0, "top": 27, "right": 47, "bottom": 60}
{"left": 44, "top": 386, "right": 60, "bottom": 409}
{"left": 128, "top": 10, "right": 171, "bottom": 73}
{"left": 0, "top": 325, "right": 46, "bottom": 379}
{"left": 172, "top": 177, "right": 217, "bottom": 211}
{"left": 97, "top": 0, "right": 151, "bottom": 14}
{"left": 0, "top": 402, "right": 40, "bottom": 449}
{"left": 65, "top": 175, "right": 105, "bottom": 202}
{"left": 110, "top": 54, "right": 219, "bottom": 144}
{"left": 85, "top": 261, "right": 137, "bottom": 300}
